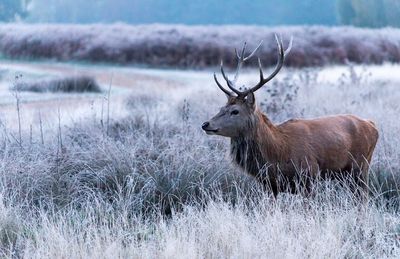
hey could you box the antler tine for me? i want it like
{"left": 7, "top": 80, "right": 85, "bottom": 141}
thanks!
{"left": 243, "top": 34, "right": 291, "bottom": 95}
{"left": 232, "top": 42, "right": 246, "bottom": 84}
{"left": 232, "top": 41, "right": 262, "bottom": 84}
{"left": 220, "top": 61, "right": 242, "bottom": 95}
{"left": 234, "top": 42, "right": 247, "bottom": 60}
{"left": 214, "top": 73, "right": 232, "bottom": 96}
{"left": 284, "top": 36, "right": 293, "bottom": 56}
{"left": 257, "top": 57, "right": 264, "bottom": 82}
{"left": 243, "top": 40, "right": 263, "bottom": 62}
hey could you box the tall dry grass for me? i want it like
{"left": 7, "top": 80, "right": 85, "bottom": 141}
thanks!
{"left": 0, "top": 64, "right": 399, "bottom": 258}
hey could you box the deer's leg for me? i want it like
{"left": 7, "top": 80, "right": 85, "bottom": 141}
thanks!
{"left": 352, "top": 157, "right": 370, "bottom": 204}
{"left": 359, "top": 153, "right": 373, "bottom": 203}
{"left": 269, "top": 180, "right": 279, "bottom": 198}
{"left": 299, "top": 158, "right": 318, "bottom": 196}
{"left": 256, "top": 171, "right": 279, "bottom": 197}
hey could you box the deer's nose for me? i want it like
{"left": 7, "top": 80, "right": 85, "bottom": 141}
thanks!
{"left": 202, "top": 122, "right": 210, "bottom": 130}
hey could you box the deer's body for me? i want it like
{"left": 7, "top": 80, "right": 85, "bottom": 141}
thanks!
{"left": 202, "top": 36, "right": 379, "bottom": 197}
{"left": 230, "top": 109, "right": 378, "bottom": 195}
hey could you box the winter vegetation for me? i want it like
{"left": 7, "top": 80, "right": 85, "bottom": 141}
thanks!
{"left": 12, "top": 76, "right": 101, "bottom": 93}
{"left": 0, "top": 61, "right": 399, "bottom": 257}
{"left": 1, "top": 24, "right": 400, "bottom": 68}
{"left": 0, "top": 0, "right": 29, "bottom": 22}
{"left": 1, "top": 1, "right": 400, "bottom": 257}
{"left": 337, "top": 0, "right": 400, "bottom": 27}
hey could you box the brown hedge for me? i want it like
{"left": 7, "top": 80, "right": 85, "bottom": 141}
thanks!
{"left": 0, "top": 24, "right": 399, "bottom": 68}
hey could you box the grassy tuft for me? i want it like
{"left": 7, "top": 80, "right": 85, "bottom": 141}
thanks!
{"left": 12, "top": 76, "right": 101, "bottom": 93}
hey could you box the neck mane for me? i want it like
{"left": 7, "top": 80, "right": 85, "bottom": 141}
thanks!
{"left": 230, "top": 109, "right": 288, "bottom": 178}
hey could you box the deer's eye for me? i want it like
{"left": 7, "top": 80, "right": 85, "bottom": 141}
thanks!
{"left": 231, "top": 110, "right": 239, "bottom": 115}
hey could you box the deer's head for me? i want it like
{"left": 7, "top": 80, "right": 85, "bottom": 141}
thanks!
{"left": 202, "top": 35, "right": 292, "bottom": 138}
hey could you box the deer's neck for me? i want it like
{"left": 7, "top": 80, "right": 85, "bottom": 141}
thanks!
{"left": 230, "top": 110, "right": 288, "bottom": 177}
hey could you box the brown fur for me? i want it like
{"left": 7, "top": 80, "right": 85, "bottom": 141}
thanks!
{"left": 204, "top": 96, "right": 379, "bottom": 197}
{"left": 232, "top": 106, "right": 379, "bottom": 196}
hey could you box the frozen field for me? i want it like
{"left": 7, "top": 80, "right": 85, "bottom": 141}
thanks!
{"left": 0, "top": 60, "right": 400, "bottom": 257}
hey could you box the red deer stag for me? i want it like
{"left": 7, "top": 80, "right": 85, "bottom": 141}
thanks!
{"left": 202, "top": 36, "right": 379, "bottom": 197}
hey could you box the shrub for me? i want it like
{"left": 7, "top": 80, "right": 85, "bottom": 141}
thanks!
{"left": 12, "top": 76, "right": 101, "bottom": 93}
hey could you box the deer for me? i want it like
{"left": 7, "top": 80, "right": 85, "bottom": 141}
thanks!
{"left": 202, "top": 36, "right": 379, "bottom": 198}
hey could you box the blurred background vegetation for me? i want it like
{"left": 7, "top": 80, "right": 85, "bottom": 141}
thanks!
{"left": 1, "top": 0, "right": 399, "bottom": 27}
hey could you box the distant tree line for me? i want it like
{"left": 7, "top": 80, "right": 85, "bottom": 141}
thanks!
{"left": 0, "top": 0, "right": 30, "bottom": 22}
{"left": 1, "top": 24, "right": 399, "bottom": 68}
{"left": 337, "top": 0, "right": 400, "bottom": 27}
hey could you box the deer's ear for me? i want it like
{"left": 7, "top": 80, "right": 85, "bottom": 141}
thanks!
{"left": 245, "top": 92, "right": 255, "bottom": 109}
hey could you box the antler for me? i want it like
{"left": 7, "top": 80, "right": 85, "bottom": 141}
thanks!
{"left": 215, "top": 41, "right": 262, "bottom": 96}
{"left": 245, "top": 35, "right": 292, "bottom": 95}
{"left": 214, "top": 35, "right": 293, "bottom": 98}
{"left": 213, "top": 73, "right": 232, "bottom": 96}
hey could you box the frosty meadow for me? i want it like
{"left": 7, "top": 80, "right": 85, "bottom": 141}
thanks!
{"left": 0, "top": 24, "right": 399, "bottom": 258}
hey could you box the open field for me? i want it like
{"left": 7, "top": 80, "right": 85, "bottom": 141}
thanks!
{"left": 0, "top": 60, "right": 400, "bottom": 257}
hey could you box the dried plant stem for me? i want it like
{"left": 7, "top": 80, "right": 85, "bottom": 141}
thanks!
{"left": 39, "top": 110, "right": 44, "bottom": 145}
{"left": 16, "top": 94, "right": 22, "bottom": 147}
{"left": 29, "top": 124, "right": 32, "bottom": 146}
{"left": 100, "top": 95, "right": 105, "bottom": 132}
{"left": 57, "top": 105, "right": 63, "bottom": 152}
{"left": 106, "top": 74, "right": 113, "bottom": 136}
{"left": 13, "top": 74, "right": 23, "bottom": 148}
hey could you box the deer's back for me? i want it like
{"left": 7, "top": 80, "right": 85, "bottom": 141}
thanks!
{"left": 278, "top": 114, "right": 378, "bottom": 172}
